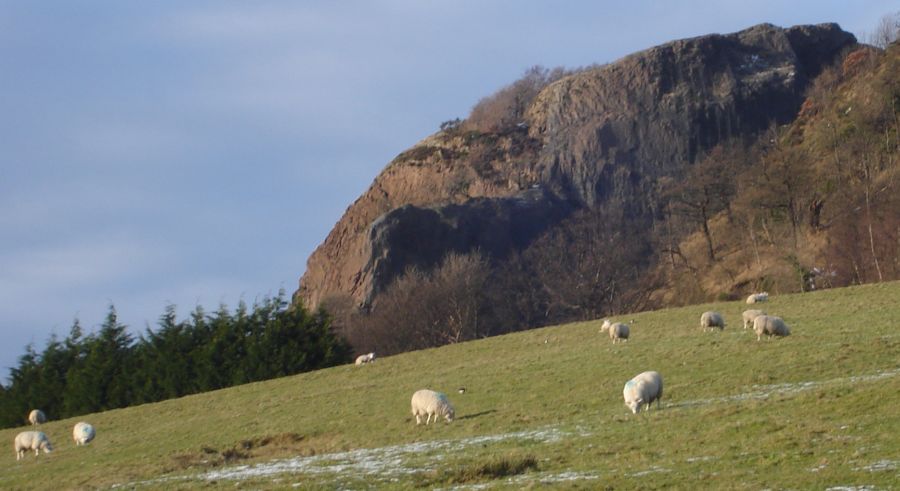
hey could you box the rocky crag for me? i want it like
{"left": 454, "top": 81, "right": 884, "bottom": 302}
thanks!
{"left": 295, "top": 23, "right": 856, "bottom": 310}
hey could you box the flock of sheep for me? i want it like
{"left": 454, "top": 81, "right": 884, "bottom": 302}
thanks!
{"left": 613, "top": 292, "right": 790, "bottom": 413}
{"left": 387, "top": 290, "right": 792, "bottom": 424}
{"left": 14, "top": 292, "right": 791, "bottom": 462}
{"left": 13, "top": 409, "right": 95, "bottom": 461}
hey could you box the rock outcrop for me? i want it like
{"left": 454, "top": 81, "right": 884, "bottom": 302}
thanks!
{"left": 295, "top": 23, "right": 855, "bottom": 310}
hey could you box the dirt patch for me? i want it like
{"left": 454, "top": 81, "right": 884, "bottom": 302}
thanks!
{"left": 170, "top": 432, "right": 329, "bottom": 471}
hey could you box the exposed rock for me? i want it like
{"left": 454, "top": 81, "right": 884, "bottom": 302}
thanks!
{"left": 295, "top": 23, "right": 855, "bottom": 310}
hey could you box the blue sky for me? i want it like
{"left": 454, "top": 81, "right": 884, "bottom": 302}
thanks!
{"left": 1, "top": 1, "right": 895, "bottom": 378}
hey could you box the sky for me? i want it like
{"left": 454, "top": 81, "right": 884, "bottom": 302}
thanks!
{"left": 1, "top": 1, "right": 896, "bottom": 380}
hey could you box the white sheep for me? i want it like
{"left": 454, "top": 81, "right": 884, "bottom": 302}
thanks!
{"left": 355, "top": 352, "right": 376, "bottom": 365}
{"left": 14, "top": 431, "right": 53, "bottom": 460}
{"left": 410, "top": 389, "right": 455, "bottom": 425}
{"left": 700, "top": 311, "right": 725, "bottom": 331}
{"left": 27, "top": 409, "right": 46, "bottom": 426}
{"left": 752, "top": 315, "right": 791, "bottom": 341}
{"left": 73, "top": 422, "right": 96, "bottom": 446}
{"left": 742, "top": 309, "right": 766, "bottom": 329}
{"left": 746, "top": 292, "right": 769, "bottom": 304}
{"left": 623, "top": 371, "right": 664, "bottom": 414}
{"left": 600, "top": 319, "right": 630, "bottom": 343}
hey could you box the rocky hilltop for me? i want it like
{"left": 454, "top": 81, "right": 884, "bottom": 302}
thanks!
{"left": 295, "top": 23, "right": 856, "bottom": 310}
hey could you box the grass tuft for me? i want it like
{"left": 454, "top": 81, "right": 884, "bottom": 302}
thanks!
{"left": 421, "top": 453, "right": 539, "bottom": 486}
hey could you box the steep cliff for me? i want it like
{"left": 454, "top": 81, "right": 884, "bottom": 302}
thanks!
{"left": 295, "top": 23, "right": 856, "bottom": 310}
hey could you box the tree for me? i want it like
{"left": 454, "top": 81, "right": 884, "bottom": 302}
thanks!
{"left": 467, "top": 65, "right": 567, "bottom": 132}
{"left": 661, "top": 145, "right": 737, "bottom": 261}
{"left": 63, "top": 306, "right": 133, "bottom": 414}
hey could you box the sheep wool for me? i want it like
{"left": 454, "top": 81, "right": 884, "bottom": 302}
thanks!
{"left": 700, "top": 311, "right": 726, "bottom": 331}
{"left": 623, "top": 371, "right": 664, "bottom": 414}
{"left": 411, "top": 389, "right": 455, "bottom": 425}
{"left": 14, "top": 431, "right": 52, "bottom": 460}
{"left": 73, "top": 422, "right": 96, "bottom": 446}
{"left": 746, "top": 292, "right": 769, "bottom": 304}
{"left": 752, "top": 315, "right": 791, "bottom": 341}
{"left": 27, "top": 409, "right": 46, "bottom": 426}
{"left": 355, "top": 352, "right": 376, "bottom": 365}
{"left": 600, "top": 320, "right": 630, "bottom": 343}
{"left": 742, "top": 309, "right": 766, "bottom": 329}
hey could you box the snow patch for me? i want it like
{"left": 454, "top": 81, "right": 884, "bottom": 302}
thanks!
{"left": 115, "top": 427, "right": 569, "bottom": 488}
{"left": 671, "top": 369, "right": 900, "bottom": 408}
{"left": 629, "top": 465, "right": 670, "bottom": 477}
{"left": 854, "top": 459, "right": 898, "bottom": 472}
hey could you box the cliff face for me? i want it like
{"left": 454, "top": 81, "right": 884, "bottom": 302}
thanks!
{"left": 295, "top": 23, "right": 855, "bottom": 310}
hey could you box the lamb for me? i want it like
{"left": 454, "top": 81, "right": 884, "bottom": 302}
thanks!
{"left": 27, "top": 409, "right": 46, "bottom": 426}
{"left": 746, "top": 292, "right": 769, "bottom": 304}
{"left": 599, "top": 319, "right": 630, "bottom": 343}
{"left": 623, "top": 371, "right": 664, "bottom": 414}
{"left": 742, "top": 309, "right": 766, "bottom": 329}
{"left": 14, "top": 431, "right": 52, "bottom": 460}
{"left": 700, "top": 311, "right": 726, "bottom": 331}
{"left": 752, "top": 315, "right": 791, "bottom": 341}
{"left": 73, "top": 422, "right": 96, "bottom": 446}
{"left": 355, "top": 352, "right": 376, "bottom": 365}
{"left": 410, "top": 389, "right": 455, "bottom": 425}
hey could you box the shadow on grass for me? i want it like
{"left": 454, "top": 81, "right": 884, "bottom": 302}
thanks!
{"left": 458, "top": 409, "right": 497, "bottom": 420}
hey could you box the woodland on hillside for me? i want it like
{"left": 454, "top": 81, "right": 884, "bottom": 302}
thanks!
{"left": 333, "top": 22, "right": 900, "bottom": 358}
{"left": 0, "top": 296, "right": 351, "bottom": 429}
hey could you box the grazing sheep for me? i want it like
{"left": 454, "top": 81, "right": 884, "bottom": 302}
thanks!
{"left": 752, "top": 315, "right": 791, "bottom": 341}
{"left": 14, "top": 431, "right": 52, "bottom": 460}
{"left": 410, "top": 389, "right": 455, "bottom": 425}
{"left": 742, "top": 309, "right": 766, "bottom": 329}
{"left": 600, "top": 319, "right": 630, "bottom": 343}
{"left": 27, "top": 409, "right": 46, "bottom": 426}
{"left": 355, "top": 352, "right": 376, "bottom": 365}
{"left": 623, "top": 371, "right": 664, "bottom": 414}
{"left": 746, "top": 292, "right": 769, "bottom": 304}
{"left": 73, "top": 422, "right": 96, "bottom": 446}
{"left": 700, "top": 311, "right": 726, "bottom": 331}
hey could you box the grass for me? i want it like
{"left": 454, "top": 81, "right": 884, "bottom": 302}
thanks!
{"left": 1, "top": 281, "right": 898, "bottom": 489}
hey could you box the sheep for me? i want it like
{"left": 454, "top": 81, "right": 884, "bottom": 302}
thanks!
{"left": 14, "top": 431, "right": 52, "bottom": 460}
{"left": 73, "top": 422, "right": 96, "bottom": 446}
{"left": 700, "top": 311, "right": 726, "bottom": 331}
{"left": 599, "top": 319, "right": 630, "bottom": 343}
{"left": 27, "top": 409, "right": 46, "bottom": 426}
{"left": 746, "top": 292, "right": 769, "bottom": 304}
{"left": 355, "top": 352, "right": 376, "bottom": 365}
{"left": 410, "top": 389, "right": 455, "bottom": 425}
{"left": 742, "top": 309, "right": 766, "bottom": 329}
{"left": 623, "top": 371, "right": 664, "bottom": 414}
{"left": 752, "top": 315, "right": 791, "bottom": 341}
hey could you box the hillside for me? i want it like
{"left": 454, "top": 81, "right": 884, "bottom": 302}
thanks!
{"left": 2, "top": 281, "right": 898, "bottom": 489}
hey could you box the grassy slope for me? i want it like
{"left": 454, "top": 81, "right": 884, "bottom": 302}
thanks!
{"left": 1, "top": 281, "right": 898, "bottom": 490}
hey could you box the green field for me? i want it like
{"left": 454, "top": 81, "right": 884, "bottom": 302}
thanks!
{"left": 2, "top": 281, "right": 898, "bottom": 490}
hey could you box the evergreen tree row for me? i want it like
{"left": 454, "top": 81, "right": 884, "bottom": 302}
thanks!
{"left": 0, "top": 293, "right": 352, "bottom": 429}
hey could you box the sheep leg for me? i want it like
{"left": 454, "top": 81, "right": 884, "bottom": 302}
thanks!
{"left": 415, "top": 414, "right": 422, "bottom": 425}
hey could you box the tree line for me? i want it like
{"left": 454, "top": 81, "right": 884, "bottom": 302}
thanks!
{"left": 0, "top": 293, "right": 352, "bottom": 429}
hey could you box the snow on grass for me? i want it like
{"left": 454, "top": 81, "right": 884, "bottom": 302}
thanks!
{"left": 854, "top": 460, "right": 898, "bottom": 473}
{"left": 671, "top": 368, "right": 900, "bottom": 409}
{"left": 116, "top": 427, "right": 569, "bottom": 488}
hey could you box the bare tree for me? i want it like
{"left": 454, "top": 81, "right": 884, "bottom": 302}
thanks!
{"left": 661, "top": 145, "right": 737, "bottom": 261}
{"left": 866, "top": 11, "right": 900, "bottom": 49}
